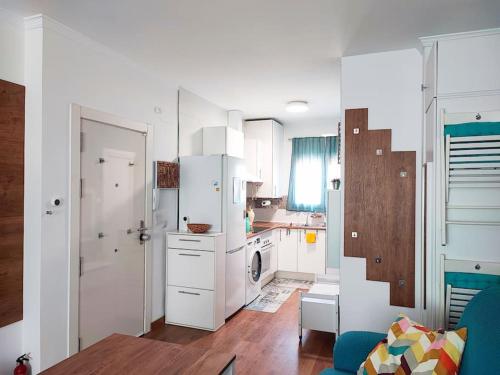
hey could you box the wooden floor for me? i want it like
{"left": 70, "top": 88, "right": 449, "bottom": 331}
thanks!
{"left": 145, "top": 290, "right": 335, "bottom": 374}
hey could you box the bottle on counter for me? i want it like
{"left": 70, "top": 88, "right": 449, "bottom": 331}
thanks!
{"left": 247, "top": 207, "right": 255, "bottom": 228}
{"left": 245, "top": 212, "right": 251, "bottom": 233}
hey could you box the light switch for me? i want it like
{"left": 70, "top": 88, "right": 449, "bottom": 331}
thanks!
{"left": 400, "top": 171, "right": 408, "bottom": 178}
{"left": 353, "top": 128, "right": 360, "bottom": 134}
{"left": 376, "top": 149, "right": 383, "bottom": 156}
{"left": 351, "top": 231, "right": 358, "bottom": 238}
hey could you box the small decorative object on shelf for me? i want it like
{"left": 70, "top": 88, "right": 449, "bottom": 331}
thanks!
{"left": 155, "top": 161, "right": 179, "bottom": 189}
{"left": 187, "top": 223, "right": 211, "bottom": 234}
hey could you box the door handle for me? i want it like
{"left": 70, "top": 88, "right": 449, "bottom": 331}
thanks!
{"left": 178, "top": 290, "right": 200, "bottom": 296}
{"left": 137, "top": 219, "right": 150, "bottom": 232}
{"left": 179, "top": 239, "right": 201, "bottom": 242}
{"left": 138, "top": 220, "right": 151, "bottom": 244}
{"left": 178, "top": 253, "right": 201, "bottom": 257}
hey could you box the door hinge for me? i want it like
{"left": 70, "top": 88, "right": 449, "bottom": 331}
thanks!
{"left": 78, "top": 337, "right": 82, "bottom": 352}
{"left": 79, "top": 256, "right": 83, "bottom": 277}
{"left": 80, "top": 178, "right": 83, "bottom": 198}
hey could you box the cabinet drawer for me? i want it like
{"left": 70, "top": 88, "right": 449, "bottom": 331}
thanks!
{"left": 166, "top": 286, "right": 214, "bottom": 330}
{"left": 167, "top": 248, "right": 214, "bottom": 290}
{"left": 167, "top": 234, "right": 215, "bottom": 251}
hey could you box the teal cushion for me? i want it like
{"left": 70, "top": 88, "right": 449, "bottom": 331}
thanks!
{"left": 319, "top": 368, "right": 354, "bottom": 375}
{"left": 333, "top": 331, "right": 386, "bottom": 373}
{"left": 456, "top": 286, "right": 500, "bottom": 375}
{"left": 445, "top": 272, "right": 500, "bottom": 290}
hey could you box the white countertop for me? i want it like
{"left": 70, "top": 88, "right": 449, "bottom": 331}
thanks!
{"left": 167, "top": 230, "right": 225, "bottom": 237}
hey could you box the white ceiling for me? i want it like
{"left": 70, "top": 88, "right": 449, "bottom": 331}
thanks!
{"left": 2, "top": 0, "right": 500, "bottom": 124}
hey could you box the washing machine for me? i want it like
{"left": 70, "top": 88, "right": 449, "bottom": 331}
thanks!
{"left": 246, "top": 237, "right": 262, "bottom": 305}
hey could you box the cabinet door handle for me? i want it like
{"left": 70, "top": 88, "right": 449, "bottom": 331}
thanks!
{"left": 178, "top": 253, "right": 201, "bottom": 257}
{"left": 179, "top": 239, "right": 201, "bottom": 242}
{"left": 178, "top": 290, "right": 200, "bottom": 296}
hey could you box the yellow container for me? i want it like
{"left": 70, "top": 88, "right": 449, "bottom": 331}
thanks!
{"left": 305, "top": 231, "right": 316, "bottom": 244}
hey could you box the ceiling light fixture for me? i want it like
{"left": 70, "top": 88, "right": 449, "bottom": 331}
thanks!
{"left": 286, "top": 101, "right": 309, "bottom": 113}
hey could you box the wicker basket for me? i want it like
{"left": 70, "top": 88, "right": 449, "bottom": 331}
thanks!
{"left": 187, "top": 223, "right": 211, "bottom": 234}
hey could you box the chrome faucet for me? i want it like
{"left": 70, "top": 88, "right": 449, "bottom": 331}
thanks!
{"left": 305, "top": 212, "right": 311, "bottom": 227}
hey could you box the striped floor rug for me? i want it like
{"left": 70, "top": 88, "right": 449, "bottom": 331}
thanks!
{"left": 244, "top": 278, "right": 313, "bottom": 313}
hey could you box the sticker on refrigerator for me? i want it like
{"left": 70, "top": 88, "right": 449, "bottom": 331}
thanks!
{"left": 212, "top": 180, "right": 220, "bottom": 192}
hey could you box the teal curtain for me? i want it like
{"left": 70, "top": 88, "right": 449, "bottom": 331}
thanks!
{"left": 287, "top": 136, "right": 338, "bottom": 212}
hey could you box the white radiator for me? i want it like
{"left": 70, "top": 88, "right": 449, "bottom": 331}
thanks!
{"left": 445, "top": 285, "right": 480, "bottom": 330}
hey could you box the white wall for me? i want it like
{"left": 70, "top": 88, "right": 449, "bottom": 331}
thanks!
{"left": 0, "top": 9, "right": 25, "bottom": 374}
{"left": 24, "top": 15, "right": 179, "bottom": 372}
{"left": 178, "top": 87, "right": 228, "bottom": 156}
{"left": 340, "top": 49, "right": 423, "bottom": 333}
{"left": 253, "top": 118, "right": 338, "bottom": 224}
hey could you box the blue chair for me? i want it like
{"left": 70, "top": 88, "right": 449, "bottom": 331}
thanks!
{"left": 320, "top": 286, "right": 500, "bottom": 375}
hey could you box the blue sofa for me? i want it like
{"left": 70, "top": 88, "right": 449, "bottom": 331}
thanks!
{"left": 320, "top": 286, "right": 500, "bottom": 375}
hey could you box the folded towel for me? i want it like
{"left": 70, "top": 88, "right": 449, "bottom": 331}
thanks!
{"left": 306, "top": 231, "right": 316, "bottom": 244}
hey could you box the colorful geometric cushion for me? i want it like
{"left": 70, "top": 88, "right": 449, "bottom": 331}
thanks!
{"left": 358, "top": 315, "right": 467, "bottom": 375}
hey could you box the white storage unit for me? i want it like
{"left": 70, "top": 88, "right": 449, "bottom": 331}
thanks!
{"left": 166, "top": 232, "right": 226, "bottom": 331}
{"left": 202, "top": 126, "right": 244, "bottom": 158}
{"left": 244, "top": 119, "right": 284, "bottom": 197}
{"left": 299, "top": 283, "right": 339, "bottom": 340}
{"left": 277, "top": 228, "right": 326, "bottom": 274}
{"left": 421, "top": 29, "right": 500, "bottom": 164}
{"left": 420, "top": 28, "right": 500, "bottom": 329}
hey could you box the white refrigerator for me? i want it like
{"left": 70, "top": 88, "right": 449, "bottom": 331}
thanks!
{"left": 179, "top": 155, "right": 247, "bottom": 318}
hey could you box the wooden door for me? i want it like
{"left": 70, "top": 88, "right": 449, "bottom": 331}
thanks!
{"left": 0, "top": 79, "right": 25, "bottom": 328}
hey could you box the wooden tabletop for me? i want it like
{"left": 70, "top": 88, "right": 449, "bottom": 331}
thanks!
{"left": 41, "top": 334, "right": 236, "bottom": 375}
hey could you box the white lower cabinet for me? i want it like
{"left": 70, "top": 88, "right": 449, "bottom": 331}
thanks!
{"left": 167, "top": 286, "right": 214, "bottom": 329}
{"left": 167, "top": 249, "right": 215, "bottom": 290}
{"left": 277, "top": 228, "right": 326, "bottom": 274}
{"left": 270, "top": 230, "right": 279, "bottom": 273}
{"left": 166, "top": 232, "right": 226, "bottom": 331}
{"left": 277, "top": 228, "right": 298, "bottom": 272}
{"left": 298, "top": 230, "right": 326, "bottom": 274}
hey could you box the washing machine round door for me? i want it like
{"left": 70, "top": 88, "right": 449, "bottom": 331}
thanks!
{"left": 249, "top": 250, "right": 262, "bottom": 284}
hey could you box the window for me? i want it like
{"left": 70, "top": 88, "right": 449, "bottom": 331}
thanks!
{"left": 287, "top": 136, "right": 338, "bottom": 212}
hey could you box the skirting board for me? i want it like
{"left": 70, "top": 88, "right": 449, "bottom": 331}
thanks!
{"left": 275, "top": 271, "right": 316, "bottom": 282}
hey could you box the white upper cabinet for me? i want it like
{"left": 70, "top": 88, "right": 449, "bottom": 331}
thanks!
{"left": 437, "top": 31, "right": 500, "bottom": 96}
{"left": 421, "top": 29, "right": 500, "bottom": 164}
{"left": 244, "top": 119, "right": 284, "bottom": 198}
{"left": 203, "top": 126, "right": 244, "bottom": 158}
{"left": 244, "top": 138, "right": 263, "bottom": 182}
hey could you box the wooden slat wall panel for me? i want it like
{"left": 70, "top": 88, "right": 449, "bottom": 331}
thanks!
{"left": 344, "top": 108, "right": 415, "bottom": 307}
{"left": 0, "top": 79, "right": 25, "bottom": 327}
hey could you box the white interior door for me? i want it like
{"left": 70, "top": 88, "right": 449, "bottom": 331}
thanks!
{"left": 79, "top": 118, "right": 146, "bottom": 350}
